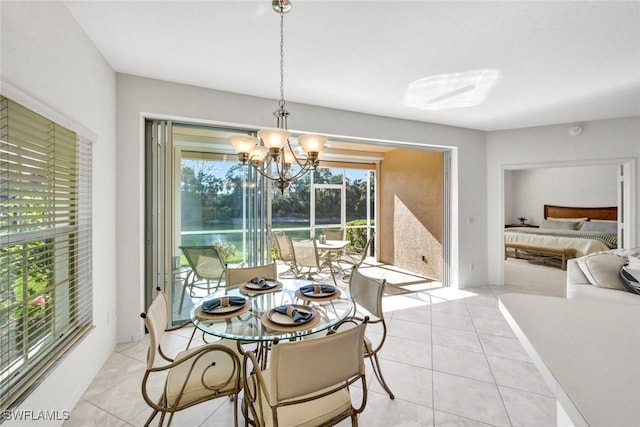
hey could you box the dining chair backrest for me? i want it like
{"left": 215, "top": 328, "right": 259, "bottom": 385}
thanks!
{"left": 225, "top": 263, "right": 278, "bottom": 288}
{"left": 289, "top": 238, "right": 321, "bottom": 269}
{"left": 273, "top": 231, "right": 293, "bottom": 262}
{"left": 324, "top": 228, "right": 344, "bottom": 240}
{"left": 345, "top": 270, "right": 395, "bottom": 400}
{"left": 180, "top": 246, "right": 226, "bottom": 280}
{"left": 349, "top": 269, "right": 385, "bottom": 319}
{"left": 141, "top": 290, "right": 168, "bottom": 370}
{"left": 269, "top": 321, "right": 367, "bottom": 403}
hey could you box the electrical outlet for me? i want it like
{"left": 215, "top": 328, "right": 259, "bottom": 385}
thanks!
{"left": 469, "top": 262, "right": 474, "bottom": 271}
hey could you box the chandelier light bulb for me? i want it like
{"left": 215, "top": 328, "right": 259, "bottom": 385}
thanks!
{"left": 298, "top": 134, "right": 327, "bottom": 155}
{"left": 258, "top": 129, "right": 290, "bottom": 150}
{"left": 283, "top": 149, "right": 295, "bottom": 167}
{"left": 250, "top": 145, "right": 269, "bottom": 166}
{"left": 229, "top": 135, "right": 258, "bottom": 163}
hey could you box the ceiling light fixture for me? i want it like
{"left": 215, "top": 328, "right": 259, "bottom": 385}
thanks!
{"left": 229, "top": 0, "right": 326, "bottom": 193}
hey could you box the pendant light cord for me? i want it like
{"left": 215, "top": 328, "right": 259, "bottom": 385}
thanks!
{"left": 279, "top": 10, "right": 286, "bottom": 109}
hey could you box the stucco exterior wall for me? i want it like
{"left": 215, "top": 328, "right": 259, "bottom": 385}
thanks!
{"left": 380, "top": 149, "right": 444, "bottom": 280}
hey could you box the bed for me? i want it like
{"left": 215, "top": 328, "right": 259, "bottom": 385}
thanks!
{"left": 505, "top": 205, "right": 618, "bottom": 268}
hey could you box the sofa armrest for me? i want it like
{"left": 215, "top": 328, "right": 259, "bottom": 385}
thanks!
{"left": 566, "top": 258, "right": 590, "bottom": 287}
{"left": 566, "top": 256, "right": 640, "bottom": 304}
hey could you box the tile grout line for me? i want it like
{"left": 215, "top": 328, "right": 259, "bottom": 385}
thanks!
{"left": 479, "top": 286, "right": 515, "bottom": 427}
{"left": 429, "top": 293, "right": 436, "bottom": 427}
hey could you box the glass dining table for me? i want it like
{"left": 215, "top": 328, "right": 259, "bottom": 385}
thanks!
{"left": 189, "top": 278, "right": 354, "bottom": 344}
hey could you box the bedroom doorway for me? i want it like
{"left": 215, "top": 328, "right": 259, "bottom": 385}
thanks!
{"left": 502, "top": 158, "right": 635, "bottom": 287}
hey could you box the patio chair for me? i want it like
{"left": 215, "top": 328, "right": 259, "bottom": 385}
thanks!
{"left": 289, "top": 237, "right": 336, "bottom": 286}
{"left": 242, "top": 319, "right": 368, "bottom": 426}
{"left": 272, "top": 231, "right": 298, "bottom": 277}
{"left": 323, "top": 228, "right": 344, "bottom": 241}
{"left": 178, "top": 245, "right": 226, "bottom": 314}
{"left": 140, "top": 289, "right": 242, "bottom": 426}
{"left": 335, "top": 233, "right": 374, "bottom": 280}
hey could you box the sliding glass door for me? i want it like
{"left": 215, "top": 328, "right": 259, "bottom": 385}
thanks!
{"left": 145, "top": 121, "right": 268, "bottom": 323}
{"left": 146, "top": 120, "right": 382, "bottom": 324}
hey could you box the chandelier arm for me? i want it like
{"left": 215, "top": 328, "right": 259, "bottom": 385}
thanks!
{"left": 285, "top": 139, "right": 309, "bottom": 169}
{"left": 252, "top": 154, "right": 289, "bottom": 182}
{"left": 252, "top": 160, "right": 281, "bottom": 181}
{"left": 284, "top": 163, "right": 314, "bottom": 182}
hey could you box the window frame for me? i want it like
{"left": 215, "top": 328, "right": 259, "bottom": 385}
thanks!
{"left": 0, "top": 95, "right": 93, "bottom": 411}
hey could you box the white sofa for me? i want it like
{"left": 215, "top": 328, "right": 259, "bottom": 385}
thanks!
{"left": 566, "top": 248, "right": 640, "bottom": 304}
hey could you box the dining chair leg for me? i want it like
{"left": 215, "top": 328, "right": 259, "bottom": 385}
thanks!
{"left": 143, "top": 409, "right": 158, "bottom": 427}
{"left": 370, "top": 353, "right": 395, "bottom": 399}
{"left": 232, "top": 393, "right": 239, "bottom": 427}
{"left": 185, "top": 327, "right": 197, "bottom": 350}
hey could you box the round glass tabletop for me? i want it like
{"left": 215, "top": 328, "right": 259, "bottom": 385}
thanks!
{"left": 190, "top": 278, "right": 354, "bottom": 342}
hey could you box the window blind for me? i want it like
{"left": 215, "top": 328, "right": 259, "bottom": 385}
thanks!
{"left": 0, "top": 96, "right": 93, "bottom": 411}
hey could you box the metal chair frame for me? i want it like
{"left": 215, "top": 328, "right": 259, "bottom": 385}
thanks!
{"left": 289, "top": 237, "right": 337, "bottom": 286}
{"left": 335, "top": 233, "right": 375, "bottom": 280}
{"left": 141, "top": 289, "right": 242, "bottom": 426}
{"left": 340, "top": 270, "right": 395, "bottom": 399}
{"left": 272, "top": 231, "right": 298, "bottom": 277}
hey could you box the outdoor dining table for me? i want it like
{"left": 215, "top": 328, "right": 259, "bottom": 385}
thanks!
{"left": 316, "top": 239, "right": 350, "bottom": 251}
{"left": 190, "top": 278, "right": 354, "bottom": 365}
{"left": 316, "top": 239, "right": 350, "bottom": 276}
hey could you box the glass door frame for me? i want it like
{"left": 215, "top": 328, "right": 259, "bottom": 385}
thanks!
{"left": 145, "top": 120, "right": 270, "bottom": 324}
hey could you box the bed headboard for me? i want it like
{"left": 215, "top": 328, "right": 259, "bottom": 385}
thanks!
{"left": 543, "top": 205, "right": 617, "bottom": 221}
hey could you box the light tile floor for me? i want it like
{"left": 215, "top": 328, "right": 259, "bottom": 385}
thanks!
{"left": 64, "top": 268, "right": 560, "bottom": 427}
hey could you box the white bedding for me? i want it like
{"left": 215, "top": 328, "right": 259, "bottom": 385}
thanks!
{"left": 504, "top": 227, "right": 616, "bottom": 258}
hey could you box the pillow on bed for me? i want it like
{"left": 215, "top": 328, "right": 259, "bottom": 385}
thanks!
{"left": 547, "top": 217, "right": 588, "bottom": 229}
{"left": 576, "top": 253, "right": 627, "bottom": 290}
{"left": 539, "top": 219, "right": 580, "bottom": 230}
{"left": 581, "top": 221, "right": 617, "bottom": 234}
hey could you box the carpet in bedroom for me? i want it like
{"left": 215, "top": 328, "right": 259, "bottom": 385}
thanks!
{"left": 504, "top": 258, "right": 567, "bottom": 297}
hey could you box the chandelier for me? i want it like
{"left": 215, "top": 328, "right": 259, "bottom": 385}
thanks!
{"left": 229, "top": 0, "right": 326, "bottom": 193}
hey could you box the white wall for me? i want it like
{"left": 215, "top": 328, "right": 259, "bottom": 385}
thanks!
{"left": 487, "top": 117, "right": 640, "bottom": 285}
{"left": 116, "top": 74, "right": 488, "bottom": 342}
{"left": 505, "top": 164, "right": 619, "bottom": 225}
{"left": 1, "top": 1, "right": 117, "bottom": 423}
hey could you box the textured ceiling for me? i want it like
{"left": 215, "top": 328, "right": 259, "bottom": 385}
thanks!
{"left": 65, "top": 0, "right": 640, "bottom": 131}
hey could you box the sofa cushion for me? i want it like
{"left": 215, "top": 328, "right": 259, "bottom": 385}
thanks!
{"left": 620, "top": 268, "right": 640, "bottom": 294}
{"left": 576, "top": 253, "right": 627, "bottom": 291}
{"left": 626, "top": 255, "right": 640, "bottom": 278}
{"left": 619, "top": 256, "right": 640, "bottom": 294}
